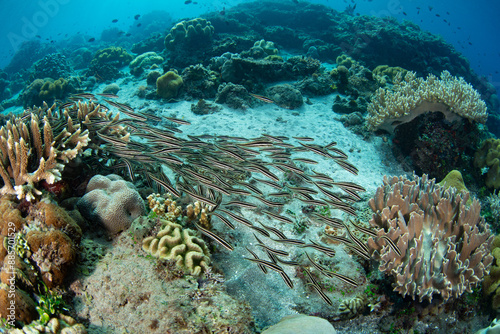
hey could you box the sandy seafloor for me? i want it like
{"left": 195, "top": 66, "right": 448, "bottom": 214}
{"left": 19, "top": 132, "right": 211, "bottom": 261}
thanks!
{"left": 6, "top": 73, "right": 491, "bottom": 333}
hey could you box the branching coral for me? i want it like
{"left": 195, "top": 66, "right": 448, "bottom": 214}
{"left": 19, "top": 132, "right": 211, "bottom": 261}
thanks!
{"left": 367, "top": 174, "right": 493, "bottom": 303}
{"left": 366, "top": 71, "right": 487, "bottom": 133}
{"left": 0, "top": 103, "right": 89, "bottom": 201}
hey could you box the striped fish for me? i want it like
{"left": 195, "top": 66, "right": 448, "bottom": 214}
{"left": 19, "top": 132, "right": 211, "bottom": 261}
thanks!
{"left": 249, "top": 93, "right": 274, "bottom": 103}
{"left": 246, "top": 247, "right": 267, "bottom": 274}
{"left": 147, "top": 173, "right": 181, "bottom": 198}
{"left": 195, "top": 223, "right": 233, "bottom": 252}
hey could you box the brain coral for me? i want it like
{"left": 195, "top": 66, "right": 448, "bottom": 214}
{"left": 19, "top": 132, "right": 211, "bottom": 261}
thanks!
{"left": 366, "top": 71, "right": 488, "bottom": 133}
{"left": 142, "top": 218, "right": 210, "bottom": 276}
{"left": 474, "top": 138, "right": 500, "bottom": 189}
{"left": 367, "top": 174, "right": 493, "bottom": 303}
{"left": 76, "top": 174, "right": 146, "bottom": 234}
{"left": 164, "top": 18, "right": 214, "bottom": 50}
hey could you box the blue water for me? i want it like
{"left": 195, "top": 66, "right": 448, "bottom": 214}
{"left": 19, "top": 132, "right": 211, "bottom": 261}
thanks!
{"left": 0, "top": 0, "right": 499, "bottom": 89}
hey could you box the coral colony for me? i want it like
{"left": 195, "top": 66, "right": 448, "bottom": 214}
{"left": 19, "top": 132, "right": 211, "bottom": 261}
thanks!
{"left": 0, "top": 1, "right": 499, "bottom": 333}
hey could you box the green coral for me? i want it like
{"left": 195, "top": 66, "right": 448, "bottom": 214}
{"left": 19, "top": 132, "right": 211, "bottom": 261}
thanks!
{"left": 156, "top": 70, "right": 183, "bottom": 99}
{"left": 129, "top": 51, "right": 164, "bottom": 69}
{"left": 92, "top": 46, "right": 133, "bottom": 67}
{"left": 483, "top": 235, "right": 500, "bottom": 311}
{"left": 39, "top": 78, "right": 68, "bottom": 101}
{"left": 372, "top": 65, "right": 408, "bottom": 83}
{"left": 254, "top": 39, "right": 279, "bottom": 56}
{"left": 474, "top": 138, "right": 500, "bottom": 189}
{"left": 142, "top": 218, "right": 210, "bottom": 276}
{"left": 336, "top": 54, "right": 357, "bottom": 68}
{"left": 164, "top": 18, "right": 214, "bottom": 50}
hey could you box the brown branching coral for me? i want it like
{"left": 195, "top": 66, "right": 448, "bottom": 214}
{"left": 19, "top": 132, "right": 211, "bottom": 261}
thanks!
{"left": 367, "top": 174, "right": 493, "bottom": 303}
{"left": 0, "top": 103, "right": 89, "bottom": 201}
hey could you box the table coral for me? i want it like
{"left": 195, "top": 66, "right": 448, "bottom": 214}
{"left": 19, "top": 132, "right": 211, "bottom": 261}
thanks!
{"left": 366, "top": 71, "right": 488, "bottom": 133}
{"left": 142, "top": 218, "right": 210, "bottom": 276}
{"left": 474, "top": 138, "right": 500, "bottom": 189}
{"left": 367, "top": 174, "right": 493, "bottom": 303}
{"left": 76, "top": 174, "right": 146, "bottom": 235}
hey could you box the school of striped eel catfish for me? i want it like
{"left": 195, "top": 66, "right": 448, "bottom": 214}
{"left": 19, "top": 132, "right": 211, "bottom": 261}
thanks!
{"left": 26, "top": 92, "right": 392, "bottom": 306}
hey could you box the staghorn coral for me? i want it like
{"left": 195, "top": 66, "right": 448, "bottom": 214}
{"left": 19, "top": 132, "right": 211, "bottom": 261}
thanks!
{"left": 367, "top": 174, "right": 493, "bottom": 303}
{"left": 76, "top": 174, "right": 146, "bottom": 235}
{"left": 0, "top": 103, "right": 90, "bottom": 201}
{"left": 142, "top": 218, "right": 210, "bottom": 276}
{"left": 366, "top": 71, "right": 488, "bottom": 133}
{"left": 474, "top": 138, "right": 500, "bottom": 189}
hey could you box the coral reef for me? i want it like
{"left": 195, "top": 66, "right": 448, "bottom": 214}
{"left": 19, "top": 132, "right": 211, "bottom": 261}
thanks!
{"left": 76, "top": 174, "right": 146, "bottom": 235}
{"left": 338, "top": 294, "right": 368, "bottom": 318}
{"left": 73, "top": 233, "right": 254, "bottom": 333}
{"left": 164, "top": 18, "right": 214, "bottom": 50}
{"left": 215, "top": 82, "right": 252, "bottom": 109}
{"left": 253, "top": 39, "right": 279, "bottom": 56}
{"left": 0, "top": 104, "right": 90, "bottom": 201}
{"left": 21, "top": 78, "right": 72, "bottom": 108}
{"left": 475, "top": 138, "right": 500, "bottom": 189}
{"left": 31, "top": 53, "right": 71, "bottom": 80}
{"left": 181, "top": 64, "right": 219, "bottom": 99}
{"left": 8, "top": 314, "right": 87, "bottom": 334}
{"left": 483, "top": 235, "right": 500, "bottom": 311}
{"left": 156, "top": 70, "right": 183, "bottom": 100}
{"left": 190, "top": 99, "right": 221, "bottom": 115}
{"left": 367, "top": 71, "right": 488, "bottom": 133}
{"left": 367, "top": 174, "right": 493, "bottom": 303}
{"left": 329, "top": 56, "right": 378, "bottom": 98}
{"left": 372, "top": 65, "right": 408, "bottom": 84}
{"left": 142, "top": 218, "right": 210, "bottom": 276}
{"left": 129, "top": 51, "right": 164, "bottom": 70}
{"left": 266, "top": 84, "right": 303, "bottom": 109}
{"left": 88, "top": 46, "right": 133, "bottom": 81}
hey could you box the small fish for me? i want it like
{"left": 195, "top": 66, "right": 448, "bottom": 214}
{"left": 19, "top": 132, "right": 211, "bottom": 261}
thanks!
{"left": 181, "top": 187, "right": 218, "bottom": 207}
{"left": 97, "top": 93, "right": 118, "bottom": 98}
{"left": 292, "top": 157, "right": 318, "bottom": 165}
{"left": 195, "top": 223, "right": 233, "bottom": 251}
{"left": 112, "top": 19, "right": 118, "bottom": 23}
{"left": 259, "top": 221, "right": 287, "bottom": 239}
{"left": 381, "top": 235, "right": 402, "bottom": 257}
{"left": 249, "top": 93, "right": 274, "bottom": 103}
{"left": 218, "top": 209, "right": 254, "bottom": 227}
{"left": 224, "top": 200, "right": 258, "bottom": 210}
{"left": 137, "top": 23, "right": 142, "bottom": 27}
{"left": 292, "top": 136, "right": 315, "bottom": 142}
{"left": 246, "top": 247, "right": 268, "bottom": 274}
{"left": 185, "top": 0, "right": 192, "bottom": 3}
{"left": 272, "top": 238, "right": 306, "bottom": 246}
{"left": 279, "top": 271, "right": 294, "bottom": 289}
{"left": 244, "top": 257, "right": 284, "bottom": 272}
{"left": 300, "top": 240, "right": 336, "bottom": 257}
{"left": 134, "top": 14, "right": 140, "bottom": 20}
{"left": 166, "top": 117, "right": 191, "bottom": 125}
{"left": 147, "top": 173, "right": 180, "bottom": 198}
{"left": 88, "top": 37, "right": 95, "bottom": 42}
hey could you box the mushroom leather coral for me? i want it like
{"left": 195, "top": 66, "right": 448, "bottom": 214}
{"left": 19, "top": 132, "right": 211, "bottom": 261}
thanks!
{"left": 76, "top": 174, "right": 146, "bottom": 234}
{"left": 367, "top": 174, "right": 493, "bottom": 303}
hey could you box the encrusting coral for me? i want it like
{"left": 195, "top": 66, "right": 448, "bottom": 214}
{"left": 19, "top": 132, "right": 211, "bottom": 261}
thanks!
{"left": 366, "top": 71, "right": 488, "bottom": 133}
{"left": 367, "top": 174, "right": 493, "bottom": 303}
{"left": 142, "top": 218, "right": 210, "bottom": 276}
{"left": 76, "top": 174, "right": 146, "bottom": 235}
{"left": 0, "top": 103, "right": 90, "bottom": 201}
